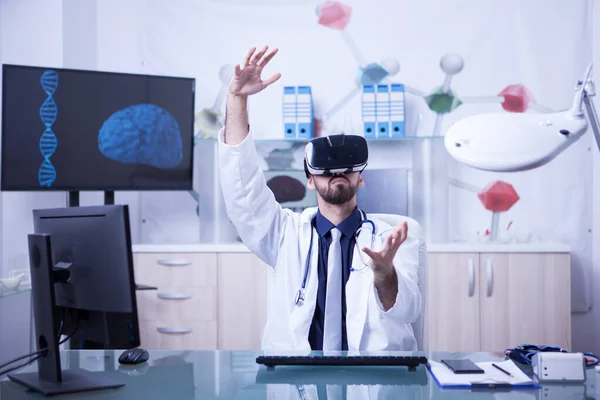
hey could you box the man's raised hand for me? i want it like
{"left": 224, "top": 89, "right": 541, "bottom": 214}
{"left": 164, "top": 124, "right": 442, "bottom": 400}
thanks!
{"left": 229, "top": 46, "right": 281, "bottom": 97}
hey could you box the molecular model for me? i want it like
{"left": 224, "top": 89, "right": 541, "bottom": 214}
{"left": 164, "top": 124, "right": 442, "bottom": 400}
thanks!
{"left": 315, "top": 0, "right": 555, "bottom": 136}
{"left": 189, "top": 1, "right": 555, "bottom": 230}
{"left": 477, "top": 181, "right": 520, "bottom": 242}
{"left": 316, "top": 1, "right": 554, "bottom": 242}
{"left": 194, "top": 64, "right": 235, "bottom": 140}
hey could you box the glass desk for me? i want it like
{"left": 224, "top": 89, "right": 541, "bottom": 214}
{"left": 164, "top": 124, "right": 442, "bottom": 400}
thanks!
{"left": 0, "top": 350, "right": 597, "bottom": 399}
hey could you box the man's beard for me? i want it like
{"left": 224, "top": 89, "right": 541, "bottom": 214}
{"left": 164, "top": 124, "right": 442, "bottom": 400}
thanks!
{"left": 315, "top": 176, "right": 358, "bottom": 205}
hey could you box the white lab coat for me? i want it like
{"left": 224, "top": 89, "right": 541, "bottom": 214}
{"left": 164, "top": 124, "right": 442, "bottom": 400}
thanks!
{"left": 217, "top": 128, "right": 421, "bottom": 351}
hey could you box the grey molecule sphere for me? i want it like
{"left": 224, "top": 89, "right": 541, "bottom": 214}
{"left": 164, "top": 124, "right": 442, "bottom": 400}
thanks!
{"left": 440, "top": 54, "right": 464, "bottom": 75}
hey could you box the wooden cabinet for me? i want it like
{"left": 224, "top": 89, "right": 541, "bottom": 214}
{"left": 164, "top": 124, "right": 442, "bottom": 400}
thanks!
{"left": 427, "top": 252, "right": 571, "bottom": 352}
{"left": 427, "top": 253, "right": 481, "bottom": 351}
{"left": 133, "top": 252, "right": 218, "bottom": 350}
{"left": 133, "top": 246, "right": 571, "bottom": 353}
{"left": 133, "top": 250, "right": 266, "bottom": 350}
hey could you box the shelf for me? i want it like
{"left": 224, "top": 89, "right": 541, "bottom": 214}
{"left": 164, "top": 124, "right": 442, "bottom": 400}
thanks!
{"left": 194, "top": 135, "right": 445, "bottom": 144}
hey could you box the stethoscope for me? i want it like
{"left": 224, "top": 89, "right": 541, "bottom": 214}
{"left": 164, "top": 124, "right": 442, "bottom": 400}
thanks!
{"left": 294, "top": 209, "right": 376, "bottom": 306}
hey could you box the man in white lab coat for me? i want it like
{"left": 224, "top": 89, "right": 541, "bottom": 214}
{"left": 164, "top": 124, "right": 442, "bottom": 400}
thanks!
{"left": 218, "top": 46, "right": 422, "bottom": 352}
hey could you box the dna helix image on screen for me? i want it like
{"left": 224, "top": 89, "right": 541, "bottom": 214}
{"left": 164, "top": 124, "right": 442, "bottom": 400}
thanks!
{"left": 38, "top": 70, "right": 59, "bottom": 187}
{"left": 98, "top": 103, "right": 184, "bottom": 169}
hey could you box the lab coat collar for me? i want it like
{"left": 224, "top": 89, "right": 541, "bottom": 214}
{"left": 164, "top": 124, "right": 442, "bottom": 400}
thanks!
{"left": 300, "top": 207, "right": 319, "bottom": 224}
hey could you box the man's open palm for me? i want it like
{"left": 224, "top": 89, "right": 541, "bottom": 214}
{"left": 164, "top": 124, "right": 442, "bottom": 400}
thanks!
{"left": 362, "top": 221, "right": 408, "bottom": 274}
{"left": 229, "top": 46, "right": 281, "bottom": 97}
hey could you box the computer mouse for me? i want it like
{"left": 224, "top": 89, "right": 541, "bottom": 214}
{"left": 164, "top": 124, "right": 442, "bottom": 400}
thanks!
{"left": 118, "top": 348, "right": 149, "bottom": 365}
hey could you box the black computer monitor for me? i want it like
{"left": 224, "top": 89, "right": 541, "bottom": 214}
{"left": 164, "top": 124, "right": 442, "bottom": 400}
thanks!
{"left": 33, "top": 204, "right": 140, "bottom": 350}
{"left": 7, "top": 204, "right": 139, "bottom": 396}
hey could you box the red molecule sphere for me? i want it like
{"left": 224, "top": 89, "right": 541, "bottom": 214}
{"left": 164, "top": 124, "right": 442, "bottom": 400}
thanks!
{"left": 499, "top": 84, "right": 534, "bottom": 113}
{"left": 478, "top": 181, "right": 520, "bottom": 212}
{"left": 317, "top": 1, "right": 352, "bottom": 30}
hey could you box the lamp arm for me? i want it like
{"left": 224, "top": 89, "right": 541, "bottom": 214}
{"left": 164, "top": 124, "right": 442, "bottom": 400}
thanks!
{"left": 583, "top": 91, "right": 600, "bottom": 153}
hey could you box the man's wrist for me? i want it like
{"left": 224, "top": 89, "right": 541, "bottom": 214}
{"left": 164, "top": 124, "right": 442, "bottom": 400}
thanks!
{"left": 373, "top": 267, "right": 398, "bottom": 312}
{"left": 373, "top": 265, "right": 395, "bottom": 284}
{"left": 224, "top": 93, "right": 249, "bottom": 145}
{"left": 227, "top": 92, "right": 248, "bottom": 100}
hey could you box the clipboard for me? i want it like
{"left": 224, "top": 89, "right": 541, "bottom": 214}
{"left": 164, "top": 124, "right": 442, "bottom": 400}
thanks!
{"left": 427, "top": 359, "right": 541, "bottom": 390}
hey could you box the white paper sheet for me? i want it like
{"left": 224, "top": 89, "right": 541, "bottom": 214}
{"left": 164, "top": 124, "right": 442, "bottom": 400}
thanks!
{"left": 428, "top": 359, "right": 537, "bottom": 388}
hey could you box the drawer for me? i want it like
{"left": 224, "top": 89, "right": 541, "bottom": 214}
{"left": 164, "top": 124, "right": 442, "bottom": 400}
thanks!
{"left": 133, "top": 252, "right": 217, "bottom": 287}
{"left": 138, "top": 320, "right": 217, "bottom": 350}
{"left": 136, "top": 286, "right": 216, "bottom": 323}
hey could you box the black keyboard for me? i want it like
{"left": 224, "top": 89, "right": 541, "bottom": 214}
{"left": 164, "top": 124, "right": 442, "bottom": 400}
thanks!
{"left": 256, "top": 355, "right": 428, "bottom": 371}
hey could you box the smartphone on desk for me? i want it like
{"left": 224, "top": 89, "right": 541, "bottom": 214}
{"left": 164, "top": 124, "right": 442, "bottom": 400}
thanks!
{"left": 441, "top": 359, "right": 485, "bottom": 374}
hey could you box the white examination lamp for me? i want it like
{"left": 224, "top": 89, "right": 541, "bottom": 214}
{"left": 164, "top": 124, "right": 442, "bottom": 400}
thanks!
{"left": 444, "top": 64, "right": 599, "bottom": 172}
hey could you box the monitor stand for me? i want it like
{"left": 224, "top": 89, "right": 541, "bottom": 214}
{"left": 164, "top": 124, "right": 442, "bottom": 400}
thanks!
{"left": 7, "top": 234, "right": 125, "bottom": 396}
{"left": 104, "top": 191, "right": 115, "bottom": 205}
{"left": 67, "top": 191, "right": 79, "bottom": 207}
{"left": 66, "top": 191, "right": 114, "bottom": 207}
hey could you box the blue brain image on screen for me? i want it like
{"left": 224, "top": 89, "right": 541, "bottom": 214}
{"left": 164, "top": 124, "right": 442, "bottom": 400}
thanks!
{"left": 98, "top": 104, "right": 183, "bottom": 169}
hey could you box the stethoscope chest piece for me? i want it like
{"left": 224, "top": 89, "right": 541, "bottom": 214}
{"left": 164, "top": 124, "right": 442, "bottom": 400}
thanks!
{"left": 295, "top": 289, "right": 305, "bottom": 306}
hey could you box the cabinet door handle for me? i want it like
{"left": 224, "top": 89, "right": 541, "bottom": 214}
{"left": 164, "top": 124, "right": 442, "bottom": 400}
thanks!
{"left": 157, "top": 293, "right": 192, "bottom": 300}
{"left": 486, "top": 258, "right": 493, "bottom": 297}
{"left": 157, "top": 327, "right": 193, "bottom": 334}
{"left": 156, "top": 259, "right": 192, "bottom": 267}
{"left": 468, "top": 259, "right": 475, "bottom": 297}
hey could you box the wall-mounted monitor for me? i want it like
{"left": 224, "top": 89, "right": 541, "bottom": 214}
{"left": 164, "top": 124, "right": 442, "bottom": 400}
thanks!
{"left": 1, "top": 64, "right": 195, "bottom": 191}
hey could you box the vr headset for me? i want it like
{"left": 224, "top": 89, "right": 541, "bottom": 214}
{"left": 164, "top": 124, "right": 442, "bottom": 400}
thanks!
{"left": 304, "top": 134, "right": 368, "bottom": 177}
